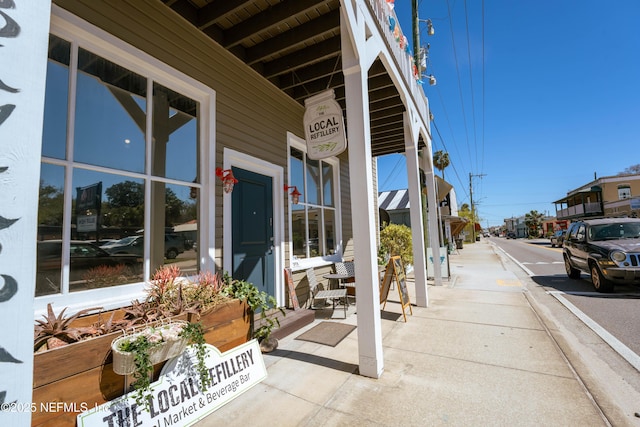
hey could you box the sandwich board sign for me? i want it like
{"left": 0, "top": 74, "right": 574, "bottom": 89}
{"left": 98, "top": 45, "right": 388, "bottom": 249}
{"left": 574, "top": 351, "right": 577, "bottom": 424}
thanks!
{"left": 379, "top": 256, "right": 413, "bottom": 322}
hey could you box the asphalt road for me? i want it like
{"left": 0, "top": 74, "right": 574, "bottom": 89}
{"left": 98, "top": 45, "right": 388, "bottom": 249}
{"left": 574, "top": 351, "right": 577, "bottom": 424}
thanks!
{"left": 491, "top": 236, "right": 640, "bottom": 366}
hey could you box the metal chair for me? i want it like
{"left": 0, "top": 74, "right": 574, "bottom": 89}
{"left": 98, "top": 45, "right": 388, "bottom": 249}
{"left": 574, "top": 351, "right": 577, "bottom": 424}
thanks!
{"left": 306, "top": 268, "right": 347, "bottom": 318}
{"left": 334, "top": 261, "right": 356, "bottom": 303}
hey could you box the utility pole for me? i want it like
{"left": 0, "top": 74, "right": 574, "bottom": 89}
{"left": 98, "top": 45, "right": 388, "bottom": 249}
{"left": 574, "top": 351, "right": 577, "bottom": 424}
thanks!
{"left": 469, "top": 172, "right": 486, "bottom": 242}
{"left": 412, "top": 0, "right": 420, "bottom": 77}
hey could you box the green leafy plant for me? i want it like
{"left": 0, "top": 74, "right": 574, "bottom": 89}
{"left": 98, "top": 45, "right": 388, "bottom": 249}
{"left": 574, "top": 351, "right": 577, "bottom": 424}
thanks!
{"left": 379, "top": 223, "right": 413, "bottom": 268}
{"left": 114, "top": 321, "right": 209, "bottom": 409}
{"left": 224, "top": 276, "right": 285, "bottom": 344}
{"left": 179, "top": 322, "right": 211, "bottom": 390}
{"left": 117, "top": 333, "right": 156, "bottom": 407}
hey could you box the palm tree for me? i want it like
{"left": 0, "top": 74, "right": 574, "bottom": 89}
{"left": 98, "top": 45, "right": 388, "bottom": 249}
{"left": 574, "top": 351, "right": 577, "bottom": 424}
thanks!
{"left": 524, "top": 210, "right": 545, "bottom": 237}
{"left": 433, "top": 150, "right": 450, "bottom": 180}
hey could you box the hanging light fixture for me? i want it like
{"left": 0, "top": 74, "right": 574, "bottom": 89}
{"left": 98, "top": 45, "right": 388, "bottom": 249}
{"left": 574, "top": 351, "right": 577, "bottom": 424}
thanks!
{"left": 215, "top": 168, "right": 238, "bottom": 194}
{"left": 426, "top": 19, "right": 435, "bottom": 36}
{"left": 284, "top": 185, "right": 302, "bottom": 204}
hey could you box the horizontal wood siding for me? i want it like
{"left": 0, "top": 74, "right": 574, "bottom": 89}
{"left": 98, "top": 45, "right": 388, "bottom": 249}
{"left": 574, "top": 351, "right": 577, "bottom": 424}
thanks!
{"left": 338, "top": 151, "right": 355, "bottom": 260}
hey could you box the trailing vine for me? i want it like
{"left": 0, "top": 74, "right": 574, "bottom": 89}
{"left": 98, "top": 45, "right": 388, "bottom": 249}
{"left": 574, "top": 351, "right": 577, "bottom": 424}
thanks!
{"left": 179, "top": 322, "right": 211, "bottom": 390}
{"left": 115, "top": 321, "right": 210, "bottom": 409}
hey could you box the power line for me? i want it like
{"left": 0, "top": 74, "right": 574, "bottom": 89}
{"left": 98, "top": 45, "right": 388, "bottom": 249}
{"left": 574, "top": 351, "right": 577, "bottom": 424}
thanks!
{"left": 432, "top": 119, "right": 469, "bottom": 201}
{"left": 464, "top": 0, "right": 479, "bottom": 171}
{"left": 379, "top": 155, "right": 405, "bottom": 190}
{"left": 445, "top": 0, "right": 472, "bottom": 173}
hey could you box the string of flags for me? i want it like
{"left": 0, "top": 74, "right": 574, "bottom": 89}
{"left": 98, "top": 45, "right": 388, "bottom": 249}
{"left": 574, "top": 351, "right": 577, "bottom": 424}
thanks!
{"left": 385, "top": 0, "right": 425, "bottom": 84}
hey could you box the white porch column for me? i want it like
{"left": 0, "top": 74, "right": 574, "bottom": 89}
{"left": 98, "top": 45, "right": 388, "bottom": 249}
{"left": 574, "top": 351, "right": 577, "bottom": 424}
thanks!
{"left": 421, "top": 149, "right": 443, "bottom": 285}
{"left": 0, "top": 2, "right": 51, "bottom": 425}
{"left": 341, "top": 18, "right": 383, "bottom": 380}
{"left": 404, "top": 114, "right": 428, "bottom": 307}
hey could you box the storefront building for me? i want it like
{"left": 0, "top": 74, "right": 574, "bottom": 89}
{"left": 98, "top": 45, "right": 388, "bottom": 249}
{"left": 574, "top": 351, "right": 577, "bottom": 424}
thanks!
{"left": 1, "top": 2, "right": 442, "bottom": 424}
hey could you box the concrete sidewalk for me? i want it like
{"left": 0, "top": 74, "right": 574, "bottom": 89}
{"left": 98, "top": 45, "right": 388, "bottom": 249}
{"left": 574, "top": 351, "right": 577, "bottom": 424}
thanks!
{"left": 195, "top": 241, "right": 610, "bottom": 426}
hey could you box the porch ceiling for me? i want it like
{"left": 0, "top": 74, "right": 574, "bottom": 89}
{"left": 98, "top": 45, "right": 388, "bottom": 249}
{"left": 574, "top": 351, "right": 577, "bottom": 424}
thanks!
{"left": 162, "top": 0, "right": 424, "bottom": 156}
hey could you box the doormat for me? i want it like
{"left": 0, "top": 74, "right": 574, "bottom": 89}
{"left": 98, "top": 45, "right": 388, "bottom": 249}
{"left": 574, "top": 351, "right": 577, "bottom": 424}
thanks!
{"left": 295, "top": 321, "right": 356, "bottom": 347}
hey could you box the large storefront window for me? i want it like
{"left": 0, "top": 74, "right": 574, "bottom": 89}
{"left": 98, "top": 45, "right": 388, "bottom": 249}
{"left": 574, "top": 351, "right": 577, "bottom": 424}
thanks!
{"left": 37, "top": 33, "right": 201, "bottom": 298}
{"left": 289, "top": 147, "right": 337, "bottom": 260}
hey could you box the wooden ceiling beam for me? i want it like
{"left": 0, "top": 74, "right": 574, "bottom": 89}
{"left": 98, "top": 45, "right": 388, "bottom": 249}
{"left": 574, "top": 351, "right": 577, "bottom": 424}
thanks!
{"left": 245, "top": 10, "right": 340, "bottom": 65}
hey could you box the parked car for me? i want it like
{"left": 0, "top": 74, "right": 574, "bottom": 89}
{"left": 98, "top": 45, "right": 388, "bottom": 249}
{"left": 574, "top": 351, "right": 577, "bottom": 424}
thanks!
{"left": 102, "top": 234, "right": 185, "bottom": 259}
{"left": 550, "top": 230, "right": 566, "bottom": 248}
{"left": 506, "top": 232, "right": 516, "bottom": 239}
{"left": 563, "top": 218, "right": 640, "bottom": 292}
{"left": 36, "top": 240, "right": 142, "bottom": 294}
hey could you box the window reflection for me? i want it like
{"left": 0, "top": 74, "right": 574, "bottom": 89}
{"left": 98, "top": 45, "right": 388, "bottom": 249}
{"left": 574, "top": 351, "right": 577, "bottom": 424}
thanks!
{"left": 306, "top": 157, "right": 320, "bottom": 205}
{"left": 42, "top": 34, "right": 70, "bottom": 160}
{"left": 291, "top": 204, "right": 305, "bottom": 257}
{"left": 152, "top": 83, "right": 199, "bottom": 182}
{"left": 323, "top": 163, "right": 334, "bottom": 207}
{"left": 74, "top": 48, "right": 146, "bottom": 173}
{"left": 290, "top": 148, "right": 305, "bottom": 203}
{"left": 69, "top": 170, "right": 144, "bottom": 292}
{"left": 39, "top": 33, "right": 202, "bottom": 298}
{"left": 324, "top": 209, "right": 335, "bottom": 255}
{"left": 36, "top": 164, "right": 65, "bottom": 296}
{"left": 288, "top": 147, "right": 337, "bottom": 259}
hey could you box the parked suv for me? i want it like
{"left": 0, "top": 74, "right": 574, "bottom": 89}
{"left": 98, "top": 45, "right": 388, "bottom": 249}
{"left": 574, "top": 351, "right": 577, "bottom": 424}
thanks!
{"left": 550, "top": 230, "right": 566, "bottom": 248}
{"left": 563, "top": 218, "right": 640, "bottom": 292}
{"left": 102, "top": 234, "right": 185, "bottom": 259}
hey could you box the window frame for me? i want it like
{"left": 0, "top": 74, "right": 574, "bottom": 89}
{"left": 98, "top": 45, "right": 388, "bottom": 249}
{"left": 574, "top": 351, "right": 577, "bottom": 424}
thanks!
{"left": 618, "top": 184, "right": 632, "bottom": 200}
{"left": 286, "top": 133, "right": 342, "bottom": 271}
{"left": 35, "top": 7, "right": 216, "bottom": 317}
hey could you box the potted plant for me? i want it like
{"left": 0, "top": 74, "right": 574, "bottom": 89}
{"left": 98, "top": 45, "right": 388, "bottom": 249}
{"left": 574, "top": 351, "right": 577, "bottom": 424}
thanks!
{"left": 224, "top": 276, "right": 285, "bottom": 353}
{"left": 111, "top": 320, "right": 210, "bottom": 407}
{"left": 34, "top": 303, "right": 102, "bottom": 352}
{"left": 32, "top": 266, "right": 251, "bottom": 427}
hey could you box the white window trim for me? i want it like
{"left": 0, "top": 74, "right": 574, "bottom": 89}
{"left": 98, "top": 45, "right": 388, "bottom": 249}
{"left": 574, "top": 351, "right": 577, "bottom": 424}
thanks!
{"left": 35, "top": 7, "right": 217, "bottom": 318}
{"left": 286, "top": 132, "right": 342, "bottom": 272}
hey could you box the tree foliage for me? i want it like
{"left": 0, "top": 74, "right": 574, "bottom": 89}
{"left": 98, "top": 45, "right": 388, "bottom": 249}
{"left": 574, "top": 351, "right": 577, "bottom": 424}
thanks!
{"left": 433, "top": 150, "right": 450, "bottom": 180}
{"left": 38, "top": 182, "right": 64, "bottom": 226}
{"left": 379, "top": 223, "right": 413, "bottom": 267}
{"left": 524, "top": 210, "right": 544, "bottom": 237}
{"left": 101, "top": 181, "right": 188, "bottom": 228}
{"left": 618, "top": 164, "right": 640, "bottom": 176}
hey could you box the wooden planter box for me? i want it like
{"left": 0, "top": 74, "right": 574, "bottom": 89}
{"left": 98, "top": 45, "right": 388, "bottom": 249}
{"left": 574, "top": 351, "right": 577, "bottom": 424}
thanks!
{"left": 31, "top": 300, "right": 250, "bottom": 427}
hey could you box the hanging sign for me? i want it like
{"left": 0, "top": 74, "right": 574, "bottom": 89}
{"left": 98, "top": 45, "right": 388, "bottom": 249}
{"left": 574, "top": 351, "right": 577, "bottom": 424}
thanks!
{"left": 77, "top": 340, "right": 266, "bottom": 427}
{"left": 303, "top": 89, "right": 347, "bottom": 159}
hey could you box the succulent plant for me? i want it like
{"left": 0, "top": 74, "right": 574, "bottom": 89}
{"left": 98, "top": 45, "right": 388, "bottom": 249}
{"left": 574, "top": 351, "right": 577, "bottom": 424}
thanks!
{"left": 34, "top": 304, "right": 101, "bottom": 352}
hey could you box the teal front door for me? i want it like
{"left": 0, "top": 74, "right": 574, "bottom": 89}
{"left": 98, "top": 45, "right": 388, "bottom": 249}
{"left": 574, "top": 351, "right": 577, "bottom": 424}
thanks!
{"left": 231, "top": 167, "right": 274, "bottom": 296}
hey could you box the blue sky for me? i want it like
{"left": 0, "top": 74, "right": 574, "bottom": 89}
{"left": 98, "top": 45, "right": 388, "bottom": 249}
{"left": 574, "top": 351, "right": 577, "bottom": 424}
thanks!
{"left": 377, "top": 0, "right": 640, "bottom": 227}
